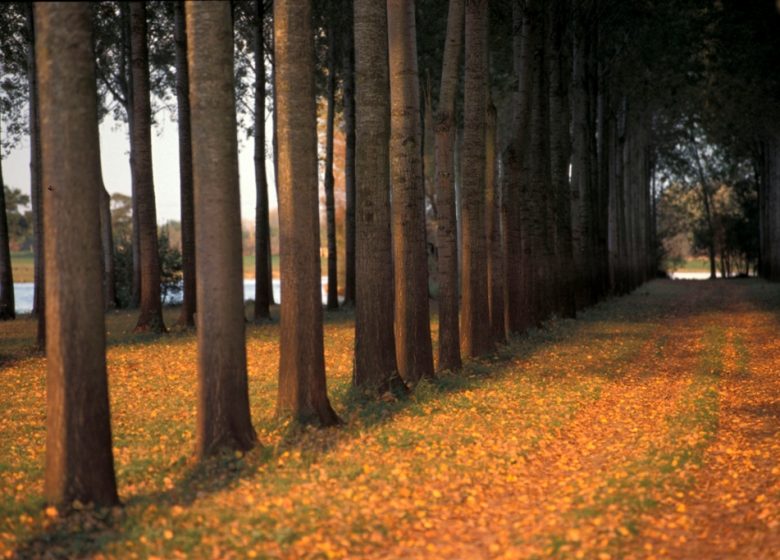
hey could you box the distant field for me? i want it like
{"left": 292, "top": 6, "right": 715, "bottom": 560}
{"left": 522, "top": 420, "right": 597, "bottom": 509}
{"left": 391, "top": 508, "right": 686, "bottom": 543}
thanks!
{"left": 10, "top": 252, "right": 34, "bottom": 283}
{"left": 665, "top": 257, "right": 711, "bottom": 273}
{"left": 13, "top": 253, "right": 325, "bottom": 283}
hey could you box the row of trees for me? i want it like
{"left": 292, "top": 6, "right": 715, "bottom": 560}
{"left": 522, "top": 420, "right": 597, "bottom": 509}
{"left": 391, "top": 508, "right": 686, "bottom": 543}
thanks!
{"left": 6, "top": 0, "right": 780, "bottom": 508}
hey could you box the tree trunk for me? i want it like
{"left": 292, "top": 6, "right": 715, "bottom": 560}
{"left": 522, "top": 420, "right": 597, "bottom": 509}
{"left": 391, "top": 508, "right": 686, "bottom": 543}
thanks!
{"left": 130, "top": 1, "right": 165, "bottom": 333}
{"left": 99, "top": 187, "right": 117, "bottom": 310}
{"left": 461, "top": 0, "right": 491, "bottom": 357}
{"left": 186, "top": 1, "right": 257, "bottom": 456}
{"left": 36, "top": 2, "right": 119, "bottom": 508}
{"left": 253, "top": 0, "right": 272, "bottom": 321}
{"left": 387, "top": 0, "right": 435, "bottom": 385}
{"left": 524, "top": 0, "right": 551, "bottom": 324}
{"left": 343, "top": 19, "right": 357, "bottom": 307}
{"left": 118, "top": 1, "right": 141, "bottom": 309}
{"left": 324, "top": 14, "right": 339, "bottom": 310}
{"left": 274, "top": 0, "right": 340, "bottom": 426}
{"left": 570, "top": 9, "right": 593, "bottom": 308}
{"left": 506, "top": 2, "right": 534, "bottom": 333}
{"left": 548, "top": 0, "right": 575, "bottom": 318}
{"left": 0, "top": 144, "right": 15, "bottom": 320}
{"left": 352, "top": 0, "right": 405, "bottom": 394}
{"left": 174, "top": 1, "right": 196, "bottom": 327}
{"left": 25, "top": 3, "right": 45, "bottom": 346}
{"left": 486, "top": 101, "right": 505, "bottom": 344}
{"left": 434, "top": 0, "right": 464, "bottom": 372}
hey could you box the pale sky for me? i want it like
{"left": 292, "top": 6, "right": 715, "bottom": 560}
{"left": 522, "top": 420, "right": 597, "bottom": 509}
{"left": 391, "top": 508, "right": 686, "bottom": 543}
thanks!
{"left": 2, "top": 108, "right": 278, "bottom": 224}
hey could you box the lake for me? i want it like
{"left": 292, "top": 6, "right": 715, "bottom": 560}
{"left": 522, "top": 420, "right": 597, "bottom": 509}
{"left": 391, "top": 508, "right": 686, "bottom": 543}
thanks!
{"left": 10, "top": 278, "right": 332, "bottom": 315}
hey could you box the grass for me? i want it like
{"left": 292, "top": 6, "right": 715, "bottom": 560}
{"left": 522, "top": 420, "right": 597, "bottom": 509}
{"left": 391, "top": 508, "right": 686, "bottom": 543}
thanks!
{"left": 0, "top": 279, "right": 777, "bottom": 558}
{"left": 9, "top": 252, "right": 34, "bottom": 283}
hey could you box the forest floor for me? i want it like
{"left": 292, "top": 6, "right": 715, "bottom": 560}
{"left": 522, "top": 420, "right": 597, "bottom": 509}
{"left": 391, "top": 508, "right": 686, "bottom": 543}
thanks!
{"left": 1, "top": 279, "right": 779, "bottom": 559}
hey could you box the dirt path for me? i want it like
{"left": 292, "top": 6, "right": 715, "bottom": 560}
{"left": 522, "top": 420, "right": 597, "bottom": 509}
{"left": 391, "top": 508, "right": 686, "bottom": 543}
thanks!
{"left": 376, "top": 281, "right": 780, "bottom": 559}
{"left": 636, "top": 282, "right": 780, "bottom": 559}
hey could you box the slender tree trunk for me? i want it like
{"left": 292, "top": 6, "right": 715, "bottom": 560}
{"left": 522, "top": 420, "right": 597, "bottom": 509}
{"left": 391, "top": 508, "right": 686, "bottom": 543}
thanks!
{"left": 99, "top": 187, "right": 117, "bottom": 310}
{"left": 524, "top": 0, "right": 551, "bottom": 323}
{"left": 25, "top": 4, "right": 45, "bottom": 346}
{"left": 434, "top": 0, "right": 464, "bottom": 372}
{"left": 387, "top": 0, "right": 435, "bottom": 385}
{"left": 461, "top": 0, "right": 491, "bottom": 357}
{"left": 343, "top": 17, "right": 357, "bottom": 307}
{"left": 486, "top": 101, "right": 505, "bottom": 344}
{"left": 36, "top": 2, "right": 119, "bottom": 508}
{"left": 117, "top": 2, "right": 140, "bottom": 309}
{"left": 253, "top": 0, "right": 271, "bottom": 321}
{"left": 174, "top": 1, "right": 196, "bottom": 327}
{"left": 186, "top": 1, "right": 257, "bottom": 456}
{"left": 768, "top": 130, "right": 780, "bottom": 281}
{"left": 352, "top": 0, "right": 405, "bottom": 394}
{"left": 570, "top": 10, "right": 592, "bottom": 308}
{"left": 130, "top": 1, "right": 165, "bottom": 332}
{"left": 324, "top": 13, "right": 339, "bottom": 310}
{"left": 275, "top": 0, "right": 339, "bottom": 425}
{"left": 548, "top": 0, "right": 575, "bottom": 317}
{"left": 0, "top": 143, "right": 15, "bottom": 320}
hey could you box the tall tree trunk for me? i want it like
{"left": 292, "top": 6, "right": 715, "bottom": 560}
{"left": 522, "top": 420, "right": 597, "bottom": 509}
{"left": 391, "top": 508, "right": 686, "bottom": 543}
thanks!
{"left": 524, "top": 0, "right": 550, "bottom": 324}
{"left": 36, "top": 2, "right": 119, "bottom": 508}
{"left": 768, "top": 130, "right": 780, "bottom": 281}
{"left": 548, "top": 0, "right": 575, "bottom": 317}
{"left": 274, "top": 0, "right": 340, "bottom": 426}
{"left": 352, "top": 0, "right": 405, "bottom": 394}
{"left": 506, "top": 2, "right": 534, "bottom": 333}
{"left": 25, "top": 4, "right": 45, "bottom": 346}
{"left": 118, "top": 1, "right": 141, "bottom": 309}
{"left": 130, "top": 1, "right": 165, "bottom": 332}
{"left": 174, "top": 1, "right": 196, "bottom": 327}
{"left": 269, "top": 27, "right": 279, "bottom": 306}
{"left": 570, "top": 6, "right": 593, "bottom": 308}
{"left": 99, "top": 187, "right": 117, "bottom": 310}
{"left": 461, "top": 0, "right": 491, "bottom": 357}
{"left": 343, "top": 16, "right": 357, "bottom": 307}
{"left": 253, "top": 0, "right": 272, "bottom": 321}
{"left": 434, "top": 0, "right": 464, "bottom": 372}
{"left": 324, "top": 12, "right": 339, "bottom": 310}
{"left": 0, "top": 141, "right": 15, "bottom": 320}
{"left": 187, "top": 1, "right": 257, "bottom": 456}
{"left": 387, "top": 0, "right": 435, "bottom": 385}
{"left": 486, "top": 101, "right": 505, "bottom": 344}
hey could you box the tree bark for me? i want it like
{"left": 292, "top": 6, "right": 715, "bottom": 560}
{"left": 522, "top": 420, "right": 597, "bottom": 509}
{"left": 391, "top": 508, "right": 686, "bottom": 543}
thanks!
{"left": 505, "top": 2, "right": 533, "bottom": 334}
{"left": 434, "top": 0, "right": 464, "bottom": 372}
{"left": 99, "top": 187, "right": 117, "bottom": 310}
{"left": 25, "top": 3, "right": 45, "bottom": 346}
{"left": 387, "top": 0, "right": 435, "bottom": 385}
{"left": 36, "top": 2, "right": 119, "bottom": 508}
{"left": 274, "top": 0, "right": 340, "bottom": 425}
{"left": 461, "top": 0, "right": 491, "bottom": 358}
{"left": 352, "top": 0, "right": 405, "bottom": 394}
{"left": 343, "top": 15, "right": 357, "bottom": 307}
{"left": 324, "top": 12, "right": 339, "bottom": 310}
{"left": 486, "top": 101, "right": 505, "bottom": 344}
{"left": 187, "top": 1, "right": 257, "bottom": 456}
{"left": 253, "top": 0, "right": 272, "bottom": 321}
{"left": 174, "top": 1, "right": 196, "bottom": 327}
{"left": 130, "top": 1, "right": 165, "bottom": 332}
{"left": 548, "top": 0, "right": 575, "bottom": 317}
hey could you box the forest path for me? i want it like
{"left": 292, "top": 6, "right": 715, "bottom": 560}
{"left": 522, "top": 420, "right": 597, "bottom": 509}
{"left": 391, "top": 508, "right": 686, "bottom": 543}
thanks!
{"left": 2, "top": 280, "right": 780, "bottom": 559}
{"left": 378, "top": 279, "right": 780, "bottom": 559}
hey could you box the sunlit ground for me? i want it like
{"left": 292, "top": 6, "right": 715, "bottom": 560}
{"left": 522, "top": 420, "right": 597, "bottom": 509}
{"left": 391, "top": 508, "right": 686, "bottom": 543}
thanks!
{"left": 1, "top": 279, "right": 779, "bottom": 558}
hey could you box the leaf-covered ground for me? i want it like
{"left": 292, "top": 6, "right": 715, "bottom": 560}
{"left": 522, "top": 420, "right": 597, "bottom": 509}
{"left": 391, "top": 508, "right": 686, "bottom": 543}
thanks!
{"left": 1, "top": 279, "right": 779, "bottom": 558}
